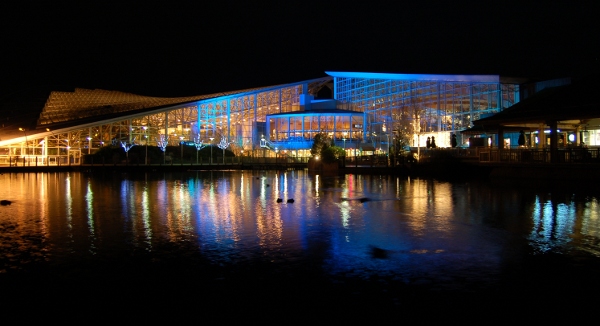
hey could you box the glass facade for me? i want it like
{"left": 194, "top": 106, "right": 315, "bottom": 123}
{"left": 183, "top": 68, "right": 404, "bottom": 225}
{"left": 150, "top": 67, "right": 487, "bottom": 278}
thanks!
{"left": 268, "top": 112, "right": 363, "bottom": 142}
{"left": 0, "top": 72, "right": 522, "bottom": 165}
{"left": 330, "top": 72, "right": 520, "bottom": 148}
{"left": 0, "top": 79, "right": 330, "bottom": 164}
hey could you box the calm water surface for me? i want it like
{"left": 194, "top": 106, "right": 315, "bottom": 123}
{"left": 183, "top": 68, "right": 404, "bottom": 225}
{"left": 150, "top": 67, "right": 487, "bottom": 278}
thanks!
{"left": 1, "top": 170, "right": 600, "bottom": 319}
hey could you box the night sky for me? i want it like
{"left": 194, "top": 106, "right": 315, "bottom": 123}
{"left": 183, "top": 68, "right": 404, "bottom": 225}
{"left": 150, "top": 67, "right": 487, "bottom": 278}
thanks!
{"left": 2, "top": 1, "right": 599, "bottom": 98}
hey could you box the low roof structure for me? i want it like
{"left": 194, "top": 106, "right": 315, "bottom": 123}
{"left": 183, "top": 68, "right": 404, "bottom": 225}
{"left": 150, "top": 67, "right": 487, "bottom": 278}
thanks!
{"left": 471, "top": 74, "right": 600, "bottom": 132}
{"left": 466, "top": 74, "right": 600, "bottom": 161}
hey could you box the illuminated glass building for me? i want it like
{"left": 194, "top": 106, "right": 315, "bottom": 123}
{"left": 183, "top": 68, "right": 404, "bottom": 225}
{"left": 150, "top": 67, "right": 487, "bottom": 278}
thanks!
{"left": 0, "top": 72, "right": 522, "bottom": 165}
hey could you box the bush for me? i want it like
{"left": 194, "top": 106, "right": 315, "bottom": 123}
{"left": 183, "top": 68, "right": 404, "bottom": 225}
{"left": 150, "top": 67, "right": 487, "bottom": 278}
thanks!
{"left": 310, "top": 132, "right": 345, "bottom": 164}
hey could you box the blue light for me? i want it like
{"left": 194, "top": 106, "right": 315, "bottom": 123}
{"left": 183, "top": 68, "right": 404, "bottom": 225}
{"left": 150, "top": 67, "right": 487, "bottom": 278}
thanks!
{"left": 325, "top": 71, "right": 500, "bottom": 83}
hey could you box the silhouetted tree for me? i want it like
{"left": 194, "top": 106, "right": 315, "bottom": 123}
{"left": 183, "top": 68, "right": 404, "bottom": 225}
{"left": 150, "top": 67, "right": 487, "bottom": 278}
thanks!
{"left": 518, "top": 130, "right": 525, "bottom": 146}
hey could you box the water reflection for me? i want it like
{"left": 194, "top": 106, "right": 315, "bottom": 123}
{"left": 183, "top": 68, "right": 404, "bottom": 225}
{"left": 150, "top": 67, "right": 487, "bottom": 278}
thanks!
{"left": 1, "top": 170, "right": 600, "bottom": 290}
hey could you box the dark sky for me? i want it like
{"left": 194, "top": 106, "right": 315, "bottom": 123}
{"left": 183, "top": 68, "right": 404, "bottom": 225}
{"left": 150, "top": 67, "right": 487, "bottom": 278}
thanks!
{"left": 2, "top": 1, "right": 599, "bottom": 97}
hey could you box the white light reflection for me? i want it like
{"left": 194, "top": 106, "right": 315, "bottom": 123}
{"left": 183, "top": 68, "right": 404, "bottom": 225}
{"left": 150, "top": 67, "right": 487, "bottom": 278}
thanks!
{"left": 38, "top": 173, "right": 49, "bottom": 239}
{"left": 165, "top": 180, "right": 193, "bottom": 241}
{"left": 581, "top": 199, "right": 600, "bottom": 240}
{"left": 85, "top": 181, "right": 96, "bottom": 254}
{"left": 281, "top": 173, "right": 286, "bottom": 199}
{"left": 65, "top": 174, "right": 73, "bottom": 237}
{"left": 340, "top": 175, "right": 353, "bottom": 230}
{"left": 240, "top": 172, "right": 244, "bottom": 201}
{"left": 142, "top": 182, "right": 152, "bottom": 249}
{"left": 340, "top": 201, "right": 351, "bottom": 230}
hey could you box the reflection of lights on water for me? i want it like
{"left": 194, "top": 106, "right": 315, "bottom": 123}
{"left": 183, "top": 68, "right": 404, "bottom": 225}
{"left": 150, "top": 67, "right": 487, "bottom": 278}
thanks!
{"left": 38, "top": 173, "right": 49, "bottom": 238}
{"left": 340, "top": 201, "right": 351, "bottom": 229}
{"left": 142, "top": 184, "right": 152, "bottom": 248}
{"left": 281, "top": 173, "right": 287, "bottom": 198}
{"left": 86, "top": 182, "right": 96, "bottom": 253}
{"left": 6, "top": 170, "right": 600, "bottom": 286}
{"left": 340, "top": 175, "right": 352, "bottom": 230}
{"left": 65, "top": 174, "right": 73, "bottom": 232}
{"left": 530, "top": 195, "right": 578, "bottom": 252}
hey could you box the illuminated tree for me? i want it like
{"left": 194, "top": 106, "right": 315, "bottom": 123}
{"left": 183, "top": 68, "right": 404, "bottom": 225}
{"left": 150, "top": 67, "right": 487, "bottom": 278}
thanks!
{"left": 217, "top": 137, "right": 233, "bottom": 164}
{"left": 156, "top": 134, "right": 168, "bottom": 163}
{"left": 193, "top": 134, "right": 208, "bottom": 164}
{"left": 120, "top": 138, "right": 136, "bottom": 162}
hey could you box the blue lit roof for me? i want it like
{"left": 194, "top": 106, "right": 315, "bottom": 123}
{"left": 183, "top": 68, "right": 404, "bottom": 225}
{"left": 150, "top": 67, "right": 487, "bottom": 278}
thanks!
{"left": 325, "top": 71, "right": 500, "bottom": 83}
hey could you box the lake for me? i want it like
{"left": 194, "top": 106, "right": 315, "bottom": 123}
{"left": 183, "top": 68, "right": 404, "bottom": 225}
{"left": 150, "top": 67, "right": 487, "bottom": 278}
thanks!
{"left": 1, "top": 169, "right": 599, "bottom": 322}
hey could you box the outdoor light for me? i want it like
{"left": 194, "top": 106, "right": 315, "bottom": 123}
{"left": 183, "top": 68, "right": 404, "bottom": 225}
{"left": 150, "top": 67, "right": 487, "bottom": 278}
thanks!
{"left": 143, "top": 127, "right": 148, "bottom": 164}
{"left": 19, "top": 127, "right": 28, "bottom": 161}
{"left": 209, "top": 137, "right": 214, "bottom": 164}
{"left": 180, "top": 136, "right": 184, "bottom": 162}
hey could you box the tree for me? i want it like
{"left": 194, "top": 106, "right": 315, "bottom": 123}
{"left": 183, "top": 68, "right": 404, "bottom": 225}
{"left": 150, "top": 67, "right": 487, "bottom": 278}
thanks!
{"left": 217, "top": 137, "right": 233, "bottom": 164}
{"left": 310, "top": 132, "right": 331, "bottom": 157}
{"left": 156, "top": 134, "right": 168, "bottom": 163}
{"left": 311, "top": 132, "right": 345, "bottom": 163}
{"left": 193, "top": 134, "right": 207, "bottom": 164}
{"left": 120, "top": 140, "right": 136, "bottom": 162}
{"left": 518, "top": 130, "right": 525, "bottom": 146}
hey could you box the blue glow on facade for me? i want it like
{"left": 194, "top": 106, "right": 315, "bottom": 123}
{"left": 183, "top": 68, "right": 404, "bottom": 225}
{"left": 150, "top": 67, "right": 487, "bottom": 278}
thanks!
{"left": 0, "top": 71, "right": 521, "bottom": 161}
{"left": 326, "top": 71, "right": 501, "bottom": 83}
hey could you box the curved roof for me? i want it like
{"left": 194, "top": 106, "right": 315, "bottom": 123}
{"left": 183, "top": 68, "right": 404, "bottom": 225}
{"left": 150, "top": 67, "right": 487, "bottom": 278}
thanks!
{"left": 37, "top": 86, "right": 268, "bottom": 125}
{"left": 0, "top": 76, "right": 334, "bottom": 145}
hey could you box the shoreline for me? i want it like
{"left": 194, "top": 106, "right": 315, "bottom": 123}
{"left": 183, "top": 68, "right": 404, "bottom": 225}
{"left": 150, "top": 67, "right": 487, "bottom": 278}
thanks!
{"left": 2, "top": 161, "right": 600, "bottom": 186}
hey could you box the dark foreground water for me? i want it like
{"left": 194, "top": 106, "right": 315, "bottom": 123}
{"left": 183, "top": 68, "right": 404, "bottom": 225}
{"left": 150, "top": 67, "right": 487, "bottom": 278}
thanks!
{"left": 1, "top": 170, "right": 600, "bottom": 322}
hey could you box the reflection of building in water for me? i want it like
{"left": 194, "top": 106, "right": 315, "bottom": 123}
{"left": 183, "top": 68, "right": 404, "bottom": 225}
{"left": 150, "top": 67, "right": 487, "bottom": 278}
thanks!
{"left": 529, "top": 194, "right": 600, "bottom": 254}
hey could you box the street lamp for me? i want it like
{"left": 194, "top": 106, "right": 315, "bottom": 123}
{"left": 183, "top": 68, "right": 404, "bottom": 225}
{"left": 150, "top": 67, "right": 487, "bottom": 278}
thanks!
{"left": 19, "top": 127, "right": 28, "bottom": 165}
{"left": 385, "top": 133, "right": 390, "bottom": 167}
{"left": 415, "top": 115, "right": 421, "bottom": 162}
{"left": 209, "top": 137, "right": 214, "bottom": 164}
{"left": 180, "top": 136, "right": 184, "bottom": 164}
{"left": 86, "top": 137, "right": 92, "bottom": 154}
{"left": 143, "top": 126, "right": 148, "bottom": 165}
